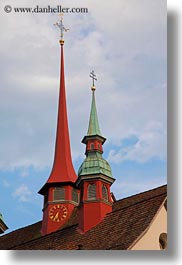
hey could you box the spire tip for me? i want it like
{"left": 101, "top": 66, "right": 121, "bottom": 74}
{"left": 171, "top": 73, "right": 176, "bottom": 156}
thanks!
{"left": 54, "top": 13, "right": 69, "bottom": 44}
{"left": 89, "top": 70, "right": 97, "bottom": 91}
{"left": 91, "top": 85, "right": 96, "bottom": 91}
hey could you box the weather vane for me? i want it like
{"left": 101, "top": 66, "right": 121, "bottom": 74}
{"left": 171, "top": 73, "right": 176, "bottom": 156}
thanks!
{"left": 54, "top": 13, "right": 69, "bottom": 44}
{"left": 89, "top": 70, "right": 97, "bottom": 91}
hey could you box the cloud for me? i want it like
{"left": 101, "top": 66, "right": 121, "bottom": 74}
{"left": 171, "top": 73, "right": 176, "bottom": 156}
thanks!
{"left": 112, "top": 174, "right": 166, "bottom": 199}
{"left": 107, "top": 121, "right": 166, "bottom": 164}
{"left": 12, "top": 184, "right": 32, "bottom": 202}
{"left": 20, "top": 168, "right": 30, "bottom": 178}
{"left": 0, "top": 0, "right": 166, "bottom": 170}
{"left": 2, "top": 179, "right": 10, "bottom": 188}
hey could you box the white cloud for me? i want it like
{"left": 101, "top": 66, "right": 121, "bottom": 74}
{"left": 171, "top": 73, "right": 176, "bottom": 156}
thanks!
{"left": 107, "top": 121, "right": 166, "bottom": 164}
{"left": 112, "top": 175, "right": 166, "bottom": 199}
{"left": 20, "top": 168, "right": 29, "bottom": 178}
{"left": 12, "top": 184, "right": 32, "bottom": 202}
{"left": 2, "top": 179, "right": 10, "bottom": 188}
{"left": 0, "top": 0, "right": 166, "bottom": 170}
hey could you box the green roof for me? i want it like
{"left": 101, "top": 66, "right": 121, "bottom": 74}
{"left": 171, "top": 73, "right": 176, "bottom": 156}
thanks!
{"left": 78, "top": 152, "right": 113, "bottom": 179}
{"left": 87, "top": 91, "right": 103, "bottom": 137}
{"left": 78, "top": 88, "right": 114, "bottom": 181}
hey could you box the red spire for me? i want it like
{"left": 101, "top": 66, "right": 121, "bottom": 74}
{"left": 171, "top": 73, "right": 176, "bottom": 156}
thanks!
{"left": 39, "top": 42, "right": 77, "bottom": 194}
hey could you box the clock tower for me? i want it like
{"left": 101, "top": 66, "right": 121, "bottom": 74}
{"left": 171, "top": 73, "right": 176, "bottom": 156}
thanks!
{"left": 39, "top": 15, "right": 78, "bottom": 235}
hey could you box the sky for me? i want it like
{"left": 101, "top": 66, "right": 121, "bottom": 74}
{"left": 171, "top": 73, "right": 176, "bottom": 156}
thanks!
{"left": 0, "top": 0, "right": 167, "bottom": 234}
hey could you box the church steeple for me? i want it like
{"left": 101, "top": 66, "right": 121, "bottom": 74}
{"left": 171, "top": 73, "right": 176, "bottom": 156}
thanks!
{"left": 86, "top": 71, "right": 102, "bottom": 137}
{"left": 81, "top": 71, "right": 106, "bottom": 151}
{"left": 87, "top": 88, "right": 102, "bottom": 137}
{"left": 39, "top": 15, "right": 78, "bottom": 235}
{"left": 39, "top": 32, "right": 76, "bottom": 190}
{"left": 76, "top": 72, "right": 115, "bottom": 233}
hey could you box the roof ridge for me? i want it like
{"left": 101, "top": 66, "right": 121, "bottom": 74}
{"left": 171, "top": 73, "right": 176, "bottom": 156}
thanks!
{"left": 117, "top": 192, "right": 166, "bottom": 212}
{"left": 9, "top": 224, "right": 78, "bottom": 250}
{"left": 1, "top": 220, "right": 41, "bottom": 238}
{"left": 115, "top": 184, "right": 167, "bottom": 203}
{"left": 112, "top": 185, "right": 167, "bottom": 213}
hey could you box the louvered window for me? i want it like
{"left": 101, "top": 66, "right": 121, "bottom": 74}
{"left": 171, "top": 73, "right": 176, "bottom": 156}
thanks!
{"left": 90, "top": 143, "right": 94, "bottom": 150}
{"left": 53, "top": 187, "right": 65, "bottom": 201}
{"left": 88, "top": 184, "right": 96, "bottom": 200}
{"left": 102, "top": 185, "right": 108, "bottom": 201}
{"left": 72, "top": 188, "right": 79, "bottom": 203}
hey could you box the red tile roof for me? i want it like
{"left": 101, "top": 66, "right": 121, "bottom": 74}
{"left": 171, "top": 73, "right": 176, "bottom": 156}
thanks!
{"left": 0, "top": 185, "right": 167, "bottom": 250}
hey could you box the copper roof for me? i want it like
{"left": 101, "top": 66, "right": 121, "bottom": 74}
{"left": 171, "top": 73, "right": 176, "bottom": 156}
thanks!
{"left": 0, "top": 185, "right": 167, "bottom": 250}
{"left": 86, "top": 90, "right": 103, "bottom": 138}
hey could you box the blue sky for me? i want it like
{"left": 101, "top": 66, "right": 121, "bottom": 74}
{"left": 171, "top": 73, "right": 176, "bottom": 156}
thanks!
{"left": 0, "top": 0, "right": 166, "bottom": 234}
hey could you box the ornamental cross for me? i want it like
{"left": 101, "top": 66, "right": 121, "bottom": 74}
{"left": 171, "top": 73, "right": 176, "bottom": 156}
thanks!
{"left": 89, "top": 70, "right": 97, "bottom": 87}
{"left": 54, "top": 13, "right": 69, "bottom": 41}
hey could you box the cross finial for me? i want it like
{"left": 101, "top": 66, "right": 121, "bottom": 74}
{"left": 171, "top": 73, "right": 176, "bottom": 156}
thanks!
{"left": 54, "top": 13, "right": 69, "bottom": 45}
{"left": 89, "top": 70, "right": 97, "bottom": 91}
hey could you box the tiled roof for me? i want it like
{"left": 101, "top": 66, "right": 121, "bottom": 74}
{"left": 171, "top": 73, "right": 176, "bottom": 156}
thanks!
{"left": 0, "top": 185, "right": 167, "bottom": 250}
{"left": 0, "top": 221, "right": 41, "bottom": 248}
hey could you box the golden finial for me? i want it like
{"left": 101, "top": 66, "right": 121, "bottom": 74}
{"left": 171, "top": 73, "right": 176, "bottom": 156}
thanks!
{"left": 54, "top": 13, "right": 69, "bottom": 45}
{"left": 89, "top": 70, "right": 97, "bottom": 91}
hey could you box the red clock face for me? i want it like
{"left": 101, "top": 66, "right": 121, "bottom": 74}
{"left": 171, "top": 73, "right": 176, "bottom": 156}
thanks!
{"left": 49, "top": 204, "right": 68, "bottom": 222}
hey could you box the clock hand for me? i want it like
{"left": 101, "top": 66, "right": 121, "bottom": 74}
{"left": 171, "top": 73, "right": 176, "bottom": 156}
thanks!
{"left": 53, "top": 211, "right": 59, "bottom": 222}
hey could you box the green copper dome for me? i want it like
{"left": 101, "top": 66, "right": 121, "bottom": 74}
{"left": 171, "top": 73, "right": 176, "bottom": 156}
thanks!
{"left": 78, "top": 152, "right": 113, "bottom": 179}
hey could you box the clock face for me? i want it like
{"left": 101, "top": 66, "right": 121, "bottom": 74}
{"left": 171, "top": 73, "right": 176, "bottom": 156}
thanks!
{"left": 49, "top": 204, "right": 68, "bottom": 222}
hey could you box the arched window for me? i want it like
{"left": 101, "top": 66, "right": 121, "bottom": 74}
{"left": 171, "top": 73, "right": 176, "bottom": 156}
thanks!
{"left": 53, "top": 187, "right": 65, "bottom": 201}
{"left": 88, "top": 184, "right": 96, "bottom": 200}
{"left": 159, "top": 233, "right": 167, "bottom": 250}
{"left": 72, "top": 188, "right": 79, "bottom": 203}
{"left": 102, "top": 185, "right": 108, "bottom": 201}
{"left": 90, "top": 143, "right": 94, "bottom": 150}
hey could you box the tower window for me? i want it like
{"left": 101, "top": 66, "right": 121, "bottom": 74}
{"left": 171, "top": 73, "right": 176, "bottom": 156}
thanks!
{"left": 88, "top": 184, "right": 96, "bottom": 200}
{"left": 72, "top": 188, "right": 79, "bottom": 203}
{"left": 90, "top": 143, "right": 94, "bottom": 150}
{"left": 53, "top": 187, "right": 65, "bottom": 201}
{"left": 102, "top": 185, "right": 108, "bottom": 201}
